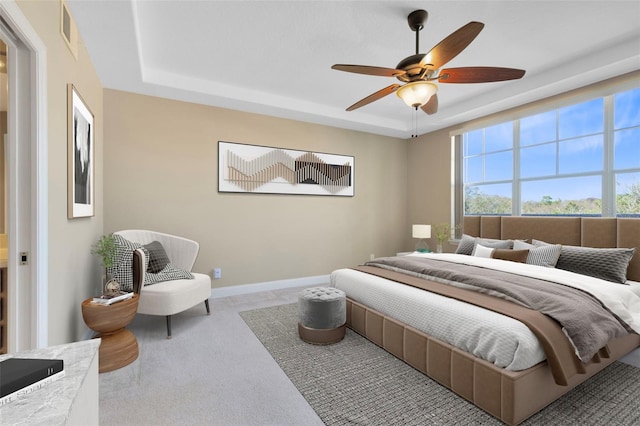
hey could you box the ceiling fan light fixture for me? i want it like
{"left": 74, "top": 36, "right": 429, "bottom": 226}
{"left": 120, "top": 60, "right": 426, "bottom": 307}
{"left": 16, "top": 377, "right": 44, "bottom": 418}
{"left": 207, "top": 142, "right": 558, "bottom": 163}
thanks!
{"left": 396, "top": 81, "right": 438, "bottom": 108}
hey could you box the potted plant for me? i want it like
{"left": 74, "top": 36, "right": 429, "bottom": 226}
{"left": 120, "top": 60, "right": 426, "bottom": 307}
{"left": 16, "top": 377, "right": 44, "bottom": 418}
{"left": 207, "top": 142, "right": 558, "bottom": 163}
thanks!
{"left": 433, "top": 223, "right": 460, "bottom": 253}
{"left": 91, "top": 234, "right": 120, "bottom": 294}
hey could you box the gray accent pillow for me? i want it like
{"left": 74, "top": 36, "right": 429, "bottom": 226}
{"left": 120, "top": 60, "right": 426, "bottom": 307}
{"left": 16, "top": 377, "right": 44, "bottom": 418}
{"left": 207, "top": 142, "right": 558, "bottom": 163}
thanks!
{"left": 144, "top": 241, "right": 171, "bottom": 273}
{"left": 513, "top": 240, "right": 562, "bottom": 268}
{"left": 455, "top": 234, "right": 512, "bottom": 255}
{"left": 556, "top": 245, "right": 635, "bottom": 284}
{"left": 532, "top": 239, "right": 552, "bottom": 247}
{"left": 455, "top": 234, "right": 477, "bottom": 255}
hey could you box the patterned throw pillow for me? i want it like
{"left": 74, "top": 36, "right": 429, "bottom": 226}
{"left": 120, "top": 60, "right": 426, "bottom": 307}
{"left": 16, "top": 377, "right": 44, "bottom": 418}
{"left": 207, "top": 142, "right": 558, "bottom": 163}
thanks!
{"left": 556, "top": 245, "right": 635, "bottom": 284}
{"left": 144, "top": 241, "right": 171, "bottom": 273}
{"left": 455, "top": 234, "right": 477, "bottom": 255}
{"left": 144, "top": 264, "right": 194, "bottom": 286}
{"left": 535, "top": 239, "right": 636, "bottom": 284}
{"left": 107, "top": 234, "right": 149, "bottom": 292}
{"left": 513, "top": 240, "right": 562, "bottom": 268}
{"left": 108, "top": 235, "right": 194, "bottom": 291}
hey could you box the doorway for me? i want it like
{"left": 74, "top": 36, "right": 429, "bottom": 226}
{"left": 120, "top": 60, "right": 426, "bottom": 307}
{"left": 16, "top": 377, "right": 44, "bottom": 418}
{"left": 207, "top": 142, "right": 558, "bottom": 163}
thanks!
{"left": 0, "top": 2, "right": 48, "bottom": 353}
{"left": 0, "top": 38, "right": 7, "bottom": 353}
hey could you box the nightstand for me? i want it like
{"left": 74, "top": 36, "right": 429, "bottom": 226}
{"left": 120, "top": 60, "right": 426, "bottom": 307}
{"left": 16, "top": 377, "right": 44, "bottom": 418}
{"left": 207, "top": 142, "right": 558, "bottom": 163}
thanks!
{"left": 81, "top": 294, "right": 139, "bottom": 373}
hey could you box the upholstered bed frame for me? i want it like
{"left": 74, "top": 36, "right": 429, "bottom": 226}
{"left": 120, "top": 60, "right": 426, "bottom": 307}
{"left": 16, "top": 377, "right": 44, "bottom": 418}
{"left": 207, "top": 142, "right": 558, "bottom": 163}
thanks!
{"left": 344, "top": 216, "right": 640, "bottom": 425}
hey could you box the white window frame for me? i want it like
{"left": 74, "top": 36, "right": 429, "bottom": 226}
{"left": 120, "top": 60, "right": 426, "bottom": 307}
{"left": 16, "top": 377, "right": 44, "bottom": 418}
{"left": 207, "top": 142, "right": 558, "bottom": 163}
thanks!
{"left": 453, "top": 80, "right": 640, "bottom": 224}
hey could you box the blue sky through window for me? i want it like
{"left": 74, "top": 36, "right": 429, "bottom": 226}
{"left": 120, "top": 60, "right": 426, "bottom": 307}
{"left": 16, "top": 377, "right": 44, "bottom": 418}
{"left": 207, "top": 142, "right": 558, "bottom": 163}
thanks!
{"left": 463, "top": 87, "right": 640, "bottom": 214}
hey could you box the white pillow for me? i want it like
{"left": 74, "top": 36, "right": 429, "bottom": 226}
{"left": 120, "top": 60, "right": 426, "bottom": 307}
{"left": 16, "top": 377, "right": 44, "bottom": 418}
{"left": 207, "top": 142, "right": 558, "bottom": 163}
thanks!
{"left": 472, "top": 244, "right": 495, "bottom": 258}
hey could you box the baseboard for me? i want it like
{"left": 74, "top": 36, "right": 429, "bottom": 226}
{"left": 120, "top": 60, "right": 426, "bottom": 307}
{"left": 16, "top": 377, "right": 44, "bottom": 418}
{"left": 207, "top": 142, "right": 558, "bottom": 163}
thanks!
{"left": 210, "top": 275, "right": 330, "bottom": 299}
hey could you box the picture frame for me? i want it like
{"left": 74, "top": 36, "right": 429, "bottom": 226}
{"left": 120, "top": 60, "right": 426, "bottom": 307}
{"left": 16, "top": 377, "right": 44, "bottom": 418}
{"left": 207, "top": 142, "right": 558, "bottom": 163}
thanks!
{"left": 67, "top": 84, "right": 95, "bottom": 218}
{"left": 218, "top": 141, "right": 354, "bottom": 196}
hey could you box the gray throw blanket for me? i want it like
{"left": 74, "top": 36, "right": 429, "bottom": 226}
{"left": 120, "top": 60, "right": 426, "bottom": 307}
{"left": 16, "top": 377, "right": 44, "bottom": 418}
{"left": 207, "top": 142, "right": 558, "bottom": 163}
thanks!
{"left": 365, "top": 256, "right": 631, "bottom": 362}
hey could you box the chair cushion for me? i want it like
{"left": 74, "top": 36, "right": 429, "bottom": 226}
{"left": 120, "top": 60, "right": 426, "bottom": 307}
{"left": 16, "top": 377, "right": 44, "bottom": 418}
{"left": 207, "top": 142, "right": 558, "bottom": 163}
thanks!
{"left": 137, "top": 273, "right": 211, "bottom": 316}
{"left": 144, "top": 241, "right": 171, "bottom": 273}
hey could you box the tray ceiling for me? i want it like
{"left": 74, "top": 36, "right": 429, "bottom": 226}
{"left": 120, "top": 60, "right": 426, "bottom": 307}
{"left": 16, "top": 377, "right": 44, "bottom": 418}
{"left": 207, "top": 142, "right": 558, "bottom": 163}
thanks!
{"left": 66, "top": 1, "right": 640, "bottom": 139}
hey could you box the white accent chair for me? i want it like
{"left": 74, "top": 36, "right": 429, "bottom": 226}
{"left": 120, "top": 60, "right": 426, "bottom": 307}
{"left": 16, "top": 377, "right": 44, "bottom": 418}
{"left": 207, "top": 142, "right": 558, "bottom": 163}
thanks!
{"left": 114, "top": 230, "right": 211, "bottom": 338}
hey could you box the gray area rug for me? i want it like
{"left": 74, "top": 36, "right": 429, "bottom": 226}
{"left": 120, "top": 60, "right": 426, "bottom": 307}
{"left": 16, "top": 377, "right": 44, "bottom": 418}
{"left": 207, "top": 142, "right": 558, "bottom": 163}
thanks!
{"left": 241, "top": 303, "right": 640, "bottom": 425}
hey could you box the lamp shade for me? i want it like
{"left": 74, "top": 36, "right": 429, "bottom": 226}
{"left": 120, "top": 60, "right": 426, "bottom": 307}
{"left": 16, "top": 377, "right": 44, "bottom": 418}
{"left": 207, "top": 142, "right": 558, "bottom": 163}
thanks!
{"left": 412, "top": 224, "right": 431, "bottom": 239}
{"left": 396, "top": 81, "right": 438, "bottom": 108}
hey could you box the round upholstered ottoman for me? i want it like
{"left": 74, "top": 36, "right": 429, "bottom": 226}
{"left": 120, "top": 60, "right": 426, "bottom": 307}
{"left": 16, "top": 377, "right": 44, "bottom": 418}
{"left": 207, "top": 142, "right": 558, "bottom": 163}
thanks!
{"left": 298, "top": 287, "right": 346, "bottom": 345}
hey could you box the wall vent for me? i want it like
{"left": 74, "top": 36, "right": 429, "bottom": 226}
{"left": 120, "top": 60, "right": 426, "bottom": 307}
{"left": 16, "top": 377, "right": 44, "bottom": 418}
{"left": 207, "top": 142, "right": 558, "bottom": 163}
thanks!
{"left": 60, "top": 0, "right": 78, "bottom": 59}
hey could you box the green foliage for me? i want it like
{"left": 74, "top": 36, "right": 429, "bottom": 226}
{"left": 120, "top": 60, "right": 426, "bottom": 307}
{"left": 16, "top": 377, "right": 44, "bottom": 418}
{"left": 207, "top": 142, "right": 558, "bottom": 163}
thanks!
{"left": 617, "top": 182, "right": 640, "bottom": 214}
{"left": 522, "top": 197, "right": 601, "bottom": 215}
{"left": 433, "top": 222, "right": 461, "bottom": 244}
{"left": 91, "top": 234, "right": 117, "bottom": 269}
{"left": 464, "top": 187, "right": 511, "bottom": 215}
{"left": 465, "top": 181, "right": 640, "bottom": 216}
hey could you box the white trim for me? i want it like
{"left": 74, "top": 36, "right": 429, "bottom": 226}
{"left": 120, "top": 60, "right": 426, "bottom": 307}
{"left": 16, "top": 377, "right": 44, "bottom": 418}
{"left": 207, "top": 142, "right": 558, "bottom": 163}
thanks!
{"left": 211, "top": 275, "right": 330, "bottom": 299}
{"left": 34, "top": 29, "right": 48, "bottom": 350}
{"left": 0, "top": 0, "right": 48, "bottom": 349}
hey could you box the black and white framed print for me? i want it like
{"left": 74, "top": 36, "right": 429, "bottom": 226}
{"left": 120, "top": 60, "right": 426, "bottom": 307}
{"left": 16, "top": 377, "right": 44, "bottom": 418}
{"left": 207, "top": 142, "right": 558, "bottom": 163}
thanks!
{"left": 67, "top": 84, "right": 95, "bottom": 218}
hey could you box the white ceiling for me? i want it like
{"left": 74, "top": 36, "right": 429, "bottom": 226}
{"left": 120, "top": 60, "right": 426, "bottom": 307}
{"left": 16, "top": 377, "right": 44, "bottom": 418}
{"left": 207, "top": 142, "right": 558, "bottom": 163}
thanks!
{"left": 66, "top": 1, "right": 640, "bottom": 139}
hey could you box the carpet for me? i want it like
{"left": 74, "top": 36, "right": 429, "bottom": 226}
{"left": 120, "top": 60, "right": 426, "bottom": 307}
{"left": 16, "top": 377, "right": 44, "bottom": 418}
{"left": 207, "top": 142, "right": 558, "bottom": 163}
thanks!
{"left": 241, "top": 303, "right": 640, "bottom": 425}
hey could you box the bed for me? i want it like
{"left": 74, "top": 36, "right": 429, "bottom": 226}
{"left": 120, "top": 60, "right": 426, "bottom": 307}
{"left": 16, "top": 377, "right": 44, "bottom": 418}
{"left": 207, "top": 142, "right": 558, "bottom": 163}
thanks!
{"left": 330, "top": 216, "right": 640, "bottom": 425}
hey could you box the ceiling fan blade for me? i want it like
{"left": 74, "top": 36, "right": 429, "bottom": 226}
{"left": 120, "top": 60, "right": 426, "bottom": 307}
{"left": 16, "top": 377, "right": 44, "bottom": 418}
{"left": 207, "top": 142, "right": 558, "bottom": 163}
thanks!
{"left": 420, "top": 22, "right": 484, "bottom": 69}
{"left": 332, "top": 64, "right": 406, "bottom": 77}
{"left": 346, "top": 84, "right": 401, "bottom": 111}
{"left": 439, "top": 67, "right": 526, "bottom": 83}
{"left": 421, "top": 94, "right": 438, "bottom": 115}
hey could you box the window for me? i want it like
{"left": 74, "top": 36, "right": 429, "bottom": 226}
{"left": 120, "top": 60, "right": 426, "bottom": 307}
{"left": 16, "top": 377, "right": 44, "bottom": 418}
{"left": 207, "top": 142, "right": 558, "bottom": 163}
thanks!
{"left": 457, "top": 87, "right": 640, "bottom": 218}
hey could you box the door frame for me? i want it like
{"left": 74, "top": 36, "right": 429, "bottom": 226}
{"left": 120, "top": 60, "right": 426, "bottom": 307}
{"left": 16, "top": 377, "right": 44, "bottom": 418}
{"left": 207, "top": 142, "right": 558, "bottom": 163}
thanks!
{"left": 0, "top": 1, "right": 48, "bottom": 351}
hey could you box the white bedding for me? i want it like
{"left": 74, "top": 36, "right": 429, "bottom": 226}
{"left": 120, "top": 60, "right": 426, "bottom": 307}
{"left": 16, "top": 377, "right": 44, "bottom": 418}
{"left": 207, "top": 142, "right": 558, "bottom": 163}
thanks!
{"left": 331, "top": 253, "right": 640, "bottom": 371}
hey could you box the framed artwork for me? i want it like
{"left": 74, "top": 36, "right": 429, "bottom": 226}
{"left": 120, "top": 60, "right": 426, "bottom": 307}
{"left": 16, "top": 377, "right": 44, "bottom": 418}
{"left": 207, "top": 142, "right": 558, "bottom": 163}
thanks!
{"left": 67, "top": 84, "right": 95, "bottom": 218}
{"left": 218, "top": 141, "right": 354, "bottom": 196}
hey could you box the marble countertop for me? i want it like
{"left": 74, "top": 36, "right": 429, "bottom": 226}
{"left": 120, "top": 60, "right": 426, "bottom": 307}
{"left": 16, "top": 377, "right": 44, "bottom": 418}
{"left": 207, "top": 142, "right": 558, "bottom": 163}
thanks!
{"left": 0, "top": 339, "right": 100, "bottom": 425}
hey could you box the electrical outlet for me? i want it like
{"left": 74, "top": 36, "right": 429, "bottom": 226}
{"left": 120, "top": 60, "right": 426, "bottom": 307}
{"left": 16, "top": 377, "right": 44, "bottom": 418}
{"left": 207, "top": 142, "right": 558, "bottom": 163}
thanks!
{"left": 213, "top": 268, "right": 221, "bottom": 279}
{"left": 370, "top": 254, "right": 375, "bottom": 261}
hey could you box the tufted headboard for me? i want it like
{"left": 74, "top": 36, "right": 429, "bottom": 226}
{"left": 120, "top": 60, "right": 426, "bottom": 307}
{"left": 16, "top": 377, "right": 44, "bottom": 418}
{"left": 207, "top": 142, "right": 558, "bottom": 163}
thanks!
{"left": 462, "top": 216, "right": 640, "bottom": 282}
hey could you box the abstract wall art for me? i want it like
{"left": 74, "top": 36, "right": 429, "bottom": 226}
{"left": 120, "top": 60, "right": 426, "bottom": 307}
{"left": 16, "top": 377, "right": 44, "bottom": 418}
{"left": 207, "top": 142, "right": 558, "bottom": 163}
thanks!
{"left": 218, "top": 141, "right": 354, "bottom": 196}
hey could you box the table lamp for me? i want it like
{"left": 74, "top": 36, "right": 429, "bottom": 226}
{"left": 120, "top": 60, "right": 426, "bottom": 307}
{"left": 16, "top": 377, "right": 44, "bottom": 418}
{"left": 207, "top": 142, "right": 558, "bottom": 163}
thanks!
{"left": 412, "top": 224, "right": 432, "bottom": 253}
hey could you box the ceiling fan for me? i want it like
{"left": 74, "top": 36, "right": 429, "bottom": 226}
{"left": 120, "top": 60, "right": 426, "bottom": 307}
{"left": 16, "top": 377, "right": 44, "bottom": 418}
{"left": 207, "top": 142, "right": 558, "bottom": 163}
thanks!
{"left": 331, "top": 9, "right": 525, "bottom": 115}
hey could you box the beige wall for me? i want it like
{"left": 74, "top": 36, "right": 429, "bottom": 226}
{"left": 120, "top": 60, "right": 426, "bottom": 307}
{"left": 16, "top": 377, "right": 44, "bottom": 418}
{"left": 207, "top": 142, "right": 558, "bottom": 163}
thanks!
{"left": 18, "top": 1, "right": 104, "bottom": 344}
{"left": 103, "top": 90, "right": 409, "bottom": 288}
{"left": 407, "top": 70, "right": 640, "bottom": 253}
{"left": 406, "top": 128, "right": 457, "bottom": 252}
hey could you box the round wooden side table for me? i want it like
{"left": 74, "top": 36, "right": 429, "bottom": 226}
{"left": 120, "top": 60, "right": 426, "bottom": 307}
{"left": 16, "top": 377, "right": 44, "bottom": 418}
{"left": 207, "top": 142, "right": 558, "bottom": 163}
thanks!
{"left": 81, "top": 294, "right": 139, "bottom": 373}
